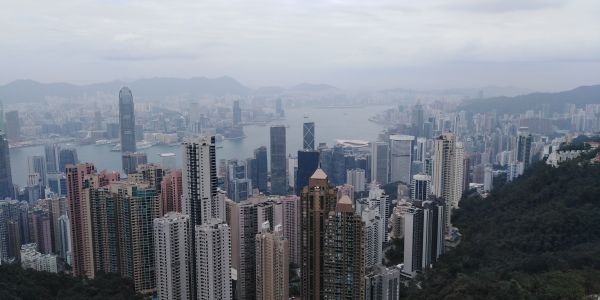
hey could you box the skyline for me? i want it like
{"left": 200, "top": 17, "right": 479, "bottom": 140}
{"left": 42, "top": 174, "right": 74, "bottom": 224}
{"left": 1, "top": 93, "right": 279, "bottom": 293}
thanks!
{"left": 2, "top": 0, "right": 600, "bottom": 91}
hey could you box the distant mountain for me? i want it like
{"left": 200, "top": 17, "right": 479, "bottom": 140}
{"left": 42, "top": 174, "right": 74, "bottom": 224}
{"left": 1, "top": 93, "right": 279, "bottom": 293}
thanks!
{"left": 460, "top": 84, "right": 600, "bottom": 114}
{"left": 0, "top": 76, "right": 251, "bottom": 103}
{"left": 289, "top": 83, "right": 339, "bottom": 92}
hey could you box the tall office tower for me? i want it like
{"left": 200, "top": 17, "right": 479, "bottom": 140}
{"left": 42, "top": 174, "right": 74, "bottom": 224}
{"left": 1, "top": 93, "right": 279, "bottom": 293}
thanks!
{"left": 453, "top": 142, "right": 465, "bottom": 207}
{"left": 5, "top": 110, "right": 20, "bottom": 140}
{"left": 90, "top": 187, "right": 119, "bottom": 274}
{"left": 19, "top": 202, "right": 31, "bottom": 245}
{"left": 230, "top": 178, "right": 252, "bottom": 202}
{"left": 121, "top": 152, "right": 147, "bottom": 175}
{"left": 232, "top": 100, "right": 242, "bottom": 126}
{"left": 389, "top": 135, "right": 415, "bottom": 185}
{"left": 0, "top": 200, "right": 21, "bottom": 262}
{"left": 195, "top": 219, "right": 233, "bottom": 300}
{"left": 330, "top": 145, "right": 347, "bottom": 186}
{"left": 59, "top": 148, "right": 78, "bottom": 172}
{"left": 28, "top": 155, "right": 47, "bottom": 187}
{"left": 160, "top": 153, "right": 177, "bottom": 171}
{"left": 421, "top": 199, "right": 445, "bottom": 269}
{"left": 255, "top": 223, "right": 289, "bottom": 300}
{"left": 303, "top": 122, "right": 315, "bottom": 150}
{"left": 154, "top": 212, "right": 191, "bottom": 300}
{"left": 7, "top": 220, "right": 21, "bottom": 260}
{"left": 361, "top": 205, "right": 383, "bottom": 270}
{"left": 415, "top": 137, "right": 428, "bottom": 162}
{"left": 119, "top": 87, "right": 137, "bottom": 153}
{"left": 66, "top": 163, "right": 97, "bottom": 278}
{"left": 160, "top": 169, "right": 183, "bottom": 214}
{"left": 113, "top": 181, "right": 159, "bottom": 294}
{"left": 44, "top": 144, "right": 60, "bottom": 173}
{"left": 371, "top": 141, "right": 389, "bottom": 185}
{"left": 287, "top": 156, "right": 297, "bottom": 191}
{"left": 270, "top": 126, "right": 287, "bottom": 195}
{"left": 275, "top": 195, "right": 301, "bottom": 266}
{"left": 254, "top": 146, "right": 269, "bottom": 193}
{"left": 402, "top": 206, "right": 423, "bottom": 277}
{"left": 364, "top": 265, "right": 402, "bottom": 300}
{"left": 432, "top": 133, "right": 464, "bottom": 236}
{"left": 516, "top": 128, "right": 533, "bottom": 170}
{"left": 181, "top": 136, "right": 216, "bottom": 226}
{"left": 300, "top": 169, "right": 338, "bottom": 299}
{"left": 322, "top": 195, "right": 365, "bottom": 299}
{"left": 296, "top": 150, "right": 319, "bottom": 195}
{"left": 275, "top": 98, "right": 284, "bottom": 118}
{"left": 411, "top": 174, "right": 432, "bottom": 201}
{"left": 346, "top": 168, "right": 366, "bottom": 192}
{"left": 47, "top": 197, "right": 64, "bottom": 255}
{"left": 412, "top": 102, "right": 425, "bottom": 137}
{"left": 58, "top": 214, "right": 71, "bottom": 263}
{"left": 0, "top": 133, "right": 13, "bottom": 199}
{"left": 368, "top": 184, "right": 391, "bottom": 246}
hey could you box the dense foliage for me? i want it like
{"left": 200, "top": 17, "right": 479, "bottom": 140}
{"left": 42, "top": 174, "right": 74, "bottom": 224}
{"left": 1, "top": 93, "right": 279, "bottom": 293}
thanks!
{"left": 0, "top": 265, "right": 141, "bottom": 300}
{"left": 403, "top": 151, "right": 600, "bottom": 299}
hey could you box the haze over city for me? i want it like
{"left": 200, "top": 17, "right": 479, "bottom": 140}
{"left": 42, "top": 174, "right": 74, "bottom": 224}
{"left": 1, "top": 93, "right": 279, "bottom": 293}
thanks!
{"left": 2, "top": 0, "right": 600, "bottom": 90}
{"left": 1, "top": 1, "right": 600, "bottom": 300}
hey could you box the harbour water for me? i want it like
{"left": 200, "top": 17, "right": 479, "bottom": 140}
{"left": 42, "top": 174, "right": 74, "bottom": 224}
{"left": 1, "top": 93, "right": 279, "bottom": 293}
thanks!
{"left": 10, "top": 105, "right": 391, "bottom": 187}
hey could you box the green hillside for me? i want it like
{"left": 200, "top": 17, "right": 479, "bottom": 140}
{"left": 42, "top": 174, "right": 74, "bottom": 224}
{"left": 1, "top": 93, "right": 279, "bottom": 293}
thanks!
{"left": 403, "top": 149, "right": 600, "bottom": 299}
{"left": 0, "top": 265, "right": 141, "bottom": 300}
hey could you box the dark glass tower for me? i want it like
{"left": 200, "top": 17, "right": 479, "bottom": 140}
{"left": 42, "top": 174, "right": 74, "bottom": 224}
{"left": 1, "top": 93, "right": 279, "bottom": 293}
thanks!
{"left": 59, "top": 148, "right": 78, "bottom": 172}
{"left": 232, "top": 100, "right": 242, "bottom": 127}
{"left": 303, "top": 122, "right": 315, "bottom": 150}
{"left": 270, "top": 126, "right": 287, "bottom": 195}
{"left": 254, "top": 146, "right": 268, "bottom": 193}
{"left": 295, "top": 150, "right": 319, "bottom": 195}
{"left": 119, "top": 87, "right": 136, "bottom": 153}
{"left": 0, "top": 133, "right": 13, "bottom": 199}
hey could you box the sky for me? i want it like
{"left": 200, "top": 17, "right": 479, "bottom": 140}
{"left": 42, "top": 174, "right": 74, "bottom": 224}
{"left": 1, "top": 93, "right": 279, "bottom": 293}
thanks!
{"left": 1, "top": 0, "right": 600, "bottom": 91}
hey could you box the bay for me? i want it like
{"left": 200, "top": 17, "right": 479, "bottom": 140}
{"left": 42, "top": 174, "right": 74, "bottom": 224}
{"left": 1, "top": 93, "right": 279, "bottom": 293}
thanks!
{"left": 10, "top": 105, "right": 391, "bottom": 187}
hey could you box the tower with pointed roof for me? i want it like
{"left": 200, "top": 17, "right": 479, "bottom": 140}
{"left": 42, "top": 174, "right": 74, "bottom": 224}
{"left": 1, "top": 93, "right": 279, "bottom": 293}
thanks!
{"left": 301, "top": 169, "right": 365, "bottom": 299}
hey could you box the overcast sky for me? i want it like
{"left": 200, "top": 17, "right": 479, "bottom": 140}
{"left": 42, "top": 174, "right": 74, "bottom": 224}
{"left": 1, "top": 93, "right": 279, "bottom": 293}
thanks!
{"left": 1, "top": 0, "right": 599, "bottom": 91}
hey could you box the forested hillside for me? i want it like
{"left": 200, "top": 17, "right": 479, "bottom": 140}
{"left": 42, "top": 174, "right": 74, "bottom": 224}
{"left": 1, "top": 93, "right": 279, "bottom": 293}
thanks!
{"left": 403, "top": 150, "right": 600, "bottom": 299}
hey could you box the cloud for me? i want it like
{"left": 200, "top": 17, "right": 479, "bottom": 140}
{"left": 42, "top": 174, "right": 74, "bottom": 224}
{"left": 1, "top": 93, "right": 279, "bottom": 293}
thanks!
{"left": 0, "top": 0, "right": 598, "bottom": 90}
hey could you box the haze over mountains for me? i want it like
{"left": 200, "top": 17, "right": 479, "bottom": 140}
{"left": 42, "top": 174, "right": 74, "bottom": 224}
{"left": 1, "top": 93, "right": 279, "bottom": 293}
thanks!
{"left": 1, "top": 77, "right": 599, "bottom": 112}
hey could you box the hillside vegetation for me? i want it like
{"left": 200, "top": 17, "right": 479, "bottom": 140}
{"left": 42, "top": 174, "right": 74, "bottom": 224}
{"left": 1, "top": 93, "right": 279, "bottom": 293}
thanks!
{"left": 403, "top": 150, "right": 600, "bottom": 299}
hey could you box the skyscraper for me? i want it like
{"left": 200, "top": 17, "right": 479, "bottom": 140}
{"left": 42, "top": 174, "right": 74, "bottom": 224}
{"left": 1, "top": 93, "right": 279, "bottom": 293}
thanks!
{"left": 0, "top": 133, "right": 13, "bottom": 199}
{"left": 160, "top": 169, "right": 183, "bottom": 215}
{"left": 412, "top": 102, "right": 425, "bottom": 137}
{"left": 154, "top": 212, "right": 191, "bottom": 300}
{"left": 389, "top": 135, "right": 415, "bottom": 185}
{"left": 195, "top": 219, "right": 233, "bottom": 300}
{"left": 66, "top": 163, "right": 97, "bottom": 278}
{"left": 112, "top": 181, "right": 159, "bottom": 294}
{"left": 255, "top": 222, "right": 289, "bottom": 300}
{"left": 346, "top": 168, "right": 366, "bottom": 192}
{"left": 322, "top": 195, "right": 365, "bottom": 299}
{"left": 270, "top": 126, "right": 287, "bottom": 195}
{"left": 44, "top": 144, "right": 60, "bottom": 173}
{"left": 300, "top": 168, "right": 338, "bottom": 300}
{"left": 275, "top": 195, "right": 301, "bottom": 266}
{"left": 119, "top": 87, "right": 136, "bottom": 153}
{"left": 5, "top": 110, "right": 20, "bottom": 141}
{"left": 516, "top": 128, "right": 533, "bottom": 170}
{"left": 90, "top": 186, "right": 120, "bottom": 274}
{"left": 361, "top": 205, "right": 383, "bottom": 270}
{"left": 28, "top": 155, "right": 47, "bottom": 187}
{"left": 233, "top": 100, "right": 242, "bottom": 127}
{"left": 411, "top": 174, "right": 432, "bottom": 201}
{"left": 59, "top": 148, "right": 78, "bottom": 172}
{"left": 364, "top": 265, "right": 402, "bottom": 300}
{"left": 181, "top": 136, "right": 217, "bottom": 226}
{"left": 371, "top": 141, "right": 389, "bottom": 185}
{"left": 303, "top": 122, "right": 315, "bottom": 150}
{"left": 296, "top": 150, "right": 319, "bottom": 196}
{"left": 121, "top": 152, "right": 148, "bottom": 175}
{"left": 402, "top": 206, "right": 423, "bottom": 277}
{"left": 432, "top": 133, "right": 464, "bottom": 236}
